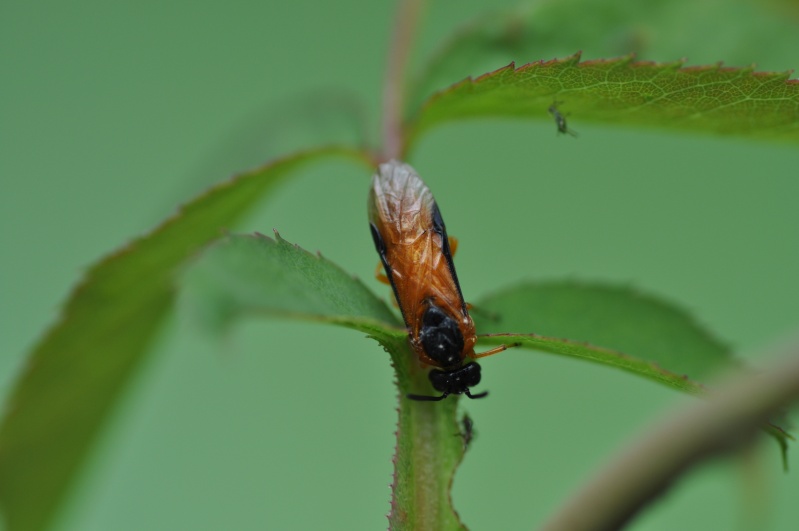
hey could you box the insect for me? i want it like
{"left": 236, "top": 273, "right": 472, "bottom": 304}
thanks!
{"left": 548, "top": 100, "right": 578, "bottom": 137}
{"left": 368, "top": 160, "right": 515, "bottom": 401}
{"left": 455, "top": 414, "right": 475, "bottom": 449}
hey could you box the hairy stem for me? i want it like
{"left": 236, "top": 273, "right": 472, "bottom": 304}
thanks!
{"left": 381, "top": 0, "right": 425, "bottom": 161}
{"left": 539, "top": 347, "right": 799, "bottom": 531}
{"left": 383, "top": 336, "right": 466, "bottom": 531}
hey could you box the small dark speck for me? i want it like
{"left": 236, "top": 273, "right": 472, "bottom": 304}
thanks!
{"left": 548, "top": 100, "right": 578, "bottom": 137}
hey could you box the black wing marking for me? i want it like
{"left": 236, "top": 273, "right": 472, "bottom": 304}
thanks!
{"left": 430, "top": 201, "right": 467, "bottom": 315}
{"left": 369, "top": 221, "right": 408, "bottom": 325}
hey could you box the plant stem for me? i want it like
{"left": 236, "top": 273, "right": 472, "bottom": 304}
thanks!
{"left": 391, "top": 397, "right": 464, "bottom": 530}
{"left": 381, "top": 0, "right": 425, "bottom": 162}
{"left": 539, "top": 348, "right": 799, "bottom": 531}
{"left": 382, "top": 336, "right": 466, "bottom": 531}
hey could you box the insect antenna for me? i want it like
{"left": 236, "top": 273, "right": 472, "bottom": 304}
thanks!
{"left": 467, "top": 303, "right": 501, "bottom": 322}
{"left": 473, "top": 342, "right": 522, "bottom": 359}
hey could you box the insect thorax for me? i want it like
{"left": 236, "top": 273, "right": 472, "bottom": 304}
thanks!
{"left": 418, "top": 302, "right": 465, "bottom": 368}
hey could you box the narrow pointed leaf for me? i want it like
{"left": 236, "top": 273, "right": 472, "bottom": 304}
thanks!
{"left": 474, "top": 281, "right": 791, "bottom": 452}
{"left": 406, "top": 53, "right": 799, "bottom": 148}
{"left": 0, "top": 147, "right": 370, "bottom": 531}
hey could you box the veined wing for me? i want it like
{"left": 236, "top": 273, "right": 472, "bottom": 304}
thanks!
{"left": 368, "top": 161, "right": 466, "bottom": 334}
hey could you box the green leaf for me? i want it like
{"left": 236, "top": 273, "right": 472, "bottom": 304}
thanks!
{"left": 474, "top": 281, "right": 791, "bottom": 452}
{"left": 405, "top": 53, "right": 799, "bottom": 149}
{"left": 180, "top": 232, "right": 402, "bottom": 336}
{"left": 0, "top": 147, "right": 370, "bottom": 531}
{"left": 477, "top": 282, "right": 733, "bottom": 381}
{"left": 179, "top": 234, "right": 791, "bottom": 524}
{"left": 409, "top": 0, "right": 799, "bottom": 114}
{"left": 180, "top": 233, "right": 467, "bottom": 530}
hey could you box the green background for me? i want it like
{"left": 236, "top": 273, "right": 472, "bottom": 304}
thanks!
{"left": 2, "top": 0, "right": 798, "bottom": 530}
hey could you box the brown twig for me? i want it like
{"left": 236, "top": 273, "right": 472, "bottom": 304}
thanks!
{"left": 381, "top": 0, "right": 425, "bottom": 162}
{"left": 539, "top": 348, "right": 799, "bottom": 531}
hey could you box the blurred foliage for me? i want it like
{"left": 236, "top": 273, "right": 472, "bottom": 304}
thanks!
{"left": 2, "top": 0, "right": 798, "bottom": 529}
{"left": 0, "top": 148, "right": 369, "bottom": 531}
{"left": 409, "top": 0, "right": 799, "bottom": 113}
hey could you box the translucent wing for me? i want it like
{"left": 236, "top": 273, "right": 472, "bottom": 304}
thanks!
{"left": 368, "top": 161, "right": 476, "bottom": 362}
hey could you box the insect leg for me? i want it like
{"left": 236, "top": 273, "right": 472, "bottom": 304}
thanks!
{"left": 375, "top": 262, "right": 400, "bottom": 309}
{"left": 374, "top": 262, "right": 391, "bottom": 285}
{"left": 448, "top": 235, "right": 458, "bottom": 257}
{"left": 407, "top": 392, "right": 449, "bottom": 401}
{"left": 472, "top": 342, "right": 522, "bottom": 359}
{"left": 467, "top": 304, "right": 501, "bottom": 322}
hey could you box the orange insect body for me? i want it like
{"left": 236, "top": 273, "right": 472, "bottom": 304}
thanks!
{"left": 369, "top": 161, "right": 506, "bottom": 401}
